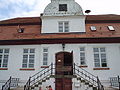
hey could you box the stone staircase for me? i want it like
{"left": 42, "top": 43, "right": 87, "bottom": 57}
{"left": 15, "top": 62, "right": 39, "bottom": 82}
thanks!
{"left": 23, "top": 63, "right": 104, "bottom": 90}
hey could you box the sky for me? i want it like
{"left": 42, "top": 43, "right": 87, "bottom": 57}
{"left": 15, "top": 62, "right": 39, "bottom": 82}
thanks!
{"left": 0, "top": 0, "right": 120, "bottom": 21}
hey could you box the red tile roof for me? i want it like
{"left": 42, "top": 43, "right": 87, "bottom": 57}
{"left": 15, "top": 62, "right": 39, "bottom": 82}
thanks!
{"left": 0, "top": 17, "right": 41, "bottom": 25}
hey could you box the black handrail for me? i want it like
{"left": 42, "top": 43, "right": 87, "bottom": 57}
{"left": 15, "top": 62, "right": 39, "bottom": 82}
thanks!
{"left": 110, "top": 76, "right": 120, "bottom": 90}
{"left": 24, "top": 63, "right": 55, "bottom": 90}
{"left": 2, "top": 77, "right": 20, "bottom": 90}
{"left": 2, "top": 77, "right": 11, "bottom": 90}
{"left": 24, "top": 63, "right": 104, "bottom": 90}
{"left": 73, "top": 63, "right": 104, "bottom": 90}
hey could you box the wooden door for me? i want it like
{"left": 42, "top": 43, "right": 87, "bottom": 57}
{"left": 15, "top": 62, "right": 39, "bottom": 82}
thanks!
{"left": 55, "top": 51, "right": 73, "bottom": 90}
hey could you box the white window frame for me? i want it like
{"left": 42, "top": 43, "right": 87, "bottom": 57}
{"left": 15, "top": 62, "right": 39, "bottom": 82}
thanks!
{"left": 90, "top": 26, "right": 96, "bottom": 31}
{"left": 22, "top": 48, "right": 35, "bottom": 68}
{"left": 0, "top": 49, "right": 9, "bottom": 68}
{"left": 58, "top": 21, "right": 69, "bottom": 32}
{"left": 93, "top": 47, "right": 108, "bottom": 68}
{"left": 43, "top": 48, "right": 48, "bottom": 66}
{"left": 80, "top": 47, "right": 86, "bottom": 66}
{"left": 108, "top": 26, "right": 115, "bottom": 31}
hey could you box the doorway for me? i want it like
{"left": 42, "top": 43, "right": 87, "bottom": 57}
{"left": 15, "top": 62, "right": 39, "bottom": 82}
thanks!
{"left": 55, "top": 51, "right": 73, "bottom": 90}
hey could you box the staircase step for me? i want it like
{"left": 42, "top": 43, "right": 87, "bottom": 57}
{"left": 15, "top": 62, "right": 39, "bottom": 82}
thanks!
{"left": 10, "top": 87, "right": 23, "bottom": 90}
{"left": 93, "top": 87, "right": 97, "bottom": 90}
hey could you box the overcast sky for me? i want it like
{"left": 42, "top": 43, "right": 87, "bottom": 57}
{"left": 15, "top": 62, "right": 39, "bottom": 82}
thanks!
{"left": 0, "top": 0, "right": 120, "bottom": 21}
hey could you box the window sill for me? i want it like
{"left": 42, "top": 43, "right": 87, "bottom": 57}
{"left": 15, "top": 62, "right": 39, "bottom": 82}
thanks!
{"left": 20, "top": 68, "right": 35, "bottom": 71}
{"left": 41, "top": 66, "right": 49, "bottom": 68}
{"left": 93, "top": 68, "right": 110, "bottom": 70}
{"left": 79, "top": 66, "right": 88, "bottom": 68}
{"left": 0, "top": 68, "right": 8, "bottom": 70}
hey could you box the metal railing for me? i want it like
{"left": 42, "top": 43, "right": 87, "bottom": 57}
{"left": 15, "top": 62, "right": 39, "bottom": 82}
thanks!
{"left": 24, "top": 63, "right": 104, "bottom": 90}
{"left": 24, "top": 63, "right": 55, "bottom": 90}
{"left": 110, "top": 76, "right": 120, "bottom": 90}
{"left": 2, "top": 77, "right": 19, "bottom": 90}
{"left": 73, "top": 63, "right": 104, "bottom": 90}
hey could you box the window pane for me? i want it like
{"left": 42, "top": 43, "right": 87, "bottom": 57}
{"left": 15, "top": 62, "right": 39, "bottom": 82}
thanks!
{"left": 29, "top": 64, "right": 34, "bottom": 68}
{"left": 43, "top": 48, "right": 48, "bottom": 52}
{"left": 93, "top": 48, "right": 99, "bottom": 52}
{"left": 95, "top": 63, "right": 100, "bottom": 67}
{"left": 90, "top": 26, "right": 96, "bottom": 30}
{"left": 102, "top": 63, "right": 107, "bottom": 67}
{"left": 0, "top": 49, "right": 3, "bottom": 53}
{"left": 29, "top": 59, "right": 34, "bottom": 63}
{"left": 22, "top": 64, "right": 27, "bottom": 68}
{"left": 80, "top": 53, "right": 85, "bottom": 57}
{"left": 108, "top": 26, "right": 115, "bottom": 30}
{"left": 4, "top": 49, "right": 9, "bottom": 53}
{"left": 24, "top": 49, "right": 28, "bottom": 53}
{"left": 80, "top": 48, "right": 85, "bottom": 51}
{"left": 100, "top": 48, "right": 105, "bottom": 52}
{"left": 23, "top": 59, "right": 28, "bottom": 63}
{"left": 2, "top": 64, "right": 7, "bottom": 67}
{"left": 29, "top": 55, "right": 34, "bottom": 58}
{"left": 23, "top": 55, "right": 28, "bottom": 58}
{"left": 30, "top": 49, "right": 35, "bottom": 53}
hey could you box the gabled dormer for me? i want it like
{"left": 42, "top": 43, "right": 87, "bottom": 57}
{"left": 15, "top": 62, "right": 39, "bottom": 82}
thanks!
{"left": 41, "top": 0, "right": 86, "bottom": 33}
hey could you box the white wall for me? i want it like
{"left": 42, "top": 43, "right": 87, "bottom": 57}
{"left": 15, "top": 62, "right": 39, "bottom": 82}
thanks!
{"left": 0, "top": 43, "right": 120, "bottom": 89}
{"left": 41, "top": 16, "right": 86, "bottom": 33}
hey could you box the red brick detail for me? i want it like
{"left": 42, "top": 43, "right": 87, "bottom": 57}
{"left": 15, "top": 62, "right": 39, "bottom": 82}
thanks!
{"left": 79, "top": 66, "right": 88, "bottom": 68}
{"left": 0, "top": 68, "right": 8, "bottom": 70}
{"left": 20, "top": 68, "right": 35, "bottom": 71}
{"left": 41, "top": 66, "right": 49, "bottom": 68}
{"left": 93, "top": 68, "right": 110, "bottom": 70}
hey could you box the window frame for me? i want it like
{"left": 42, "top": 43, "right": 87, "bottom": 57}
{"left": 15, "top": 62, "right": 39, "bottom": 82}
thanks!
{"left": 59, "top": 4, "right": 67, "bottom": 11}
{"left": 108, "top": 26, "right": 115, "bottom": 31}
{"left": 93, "top": 47, "right": 108, "bottom": 68}
{"left": 43, "top": 48, "right": 49, "bottom": 66}
{"left": 80, "top": 47, "right": 86, "bottom": 66}
{"left": 90, "top": 26, "right": 97, "bottom": 31}
{"left": 58, "top": 21, "right": 69, "bottom": 32}
{"left": 22, "top": 48, "right": 35, "bottom": 69}
{"left": 0, "top": 48, "right": 9, "bottom": 68}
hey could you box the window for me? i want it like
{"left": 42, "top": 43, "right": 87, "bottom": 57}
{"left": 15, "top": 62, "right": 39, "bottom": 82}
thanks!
{"left": 18, "top": 28, "right": 24, "bottom": 33}
{"left": 108, "top": 26, "right": 115, "bottom": 31}
{"left": 59, "top": 21, "right": 69, "bottom": 32}
{"left": 90, "top": 26, "right": 96, "bottom": 31}
{"left": 43, "top": 48, "right": 48, "bottom": 66}
{"left": 59, "top": 4, "right": 67, "bottom": 11}
{"left": 93, "top": 48, "right": 107, "bottom": 68}
{"left": 0, "top": 49, "right": 9, "bottom": 68}
{"left": 80, "top": 47, "right": 86, "bottom": 66}
{"left": 22, "top": 49, "right": 35, "bottom": 68}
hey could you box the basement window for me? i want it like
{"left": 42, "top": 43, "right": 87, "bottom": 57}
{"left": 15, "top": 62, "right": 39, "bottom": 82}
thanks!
{"left": 108, "top": 26, "right": 115, "bottom": 31}
{"left": 90, "top": 26, "right": 96, "bottom": 31}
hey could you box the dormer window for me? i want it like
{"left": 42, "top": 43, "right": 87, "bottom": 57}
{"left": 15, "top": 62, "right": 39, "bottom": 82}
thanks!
{"left": 90, "top": 26, "right": 96, "bottom": 31}
{"left": 58, "top": 21, "right": 69, "bottom": 32}
{"left": 108, "top": 26, "right": 115, "bottom": 31}
{"left": 59, "top": 4, "right": 67, "bottom": 11}
{"left": 18, "top": 28, "right": 24, "bottom": 33}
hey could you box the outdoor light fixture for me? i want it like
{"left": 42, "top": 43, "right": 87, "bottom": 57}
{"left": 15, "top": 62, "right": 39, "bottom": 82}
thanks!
{"left": 62, "top": 43, "right": 65, "bottom": 51}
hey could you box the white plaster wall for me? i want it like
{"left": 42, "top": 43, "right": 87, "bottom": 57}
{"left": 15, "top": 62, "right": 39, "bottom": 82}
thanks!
{"left": 0, "top": 43, "right": 120, "bottom": 89}
{"left": 41, "top": 16, "right": 86, "bottom": 33}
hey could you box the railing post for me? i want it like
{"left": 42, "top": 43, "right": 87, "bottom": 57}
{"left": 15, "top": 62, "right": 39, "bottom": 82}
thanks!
{"left": 118, "top": 76, "right": 120, "bottom": 90}
{"left": 9, "top": 76, "right": 12, "bottom": 90}
{"left": 28, "top": 77, "right": 31, "bottom": 90}
{"left": 73, "top": 63, "right": 75, "bottom": 75}
{"left": 97, "top": 76, "right": 100, "bottom": 90}
{"left": 51, "top": 63, "right": 53, "bottom": 75}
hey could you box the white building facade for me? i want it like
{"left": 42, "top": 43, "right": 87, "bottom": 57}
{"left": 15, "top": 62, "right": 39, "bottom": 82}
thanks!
{"left": 0, "top": 0, "right": 120, "bottom": 90}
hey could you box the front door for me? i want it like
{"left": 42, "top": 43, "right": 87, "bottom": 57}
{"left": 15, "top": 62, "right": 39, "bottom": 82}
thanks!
{"left": 55, "top": 51, "right": 73, "bottom": 90}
